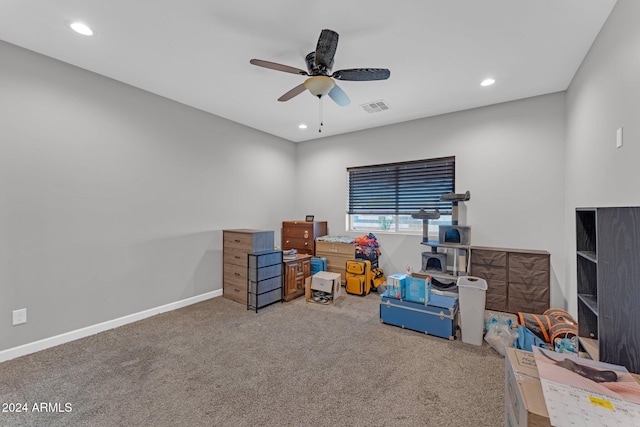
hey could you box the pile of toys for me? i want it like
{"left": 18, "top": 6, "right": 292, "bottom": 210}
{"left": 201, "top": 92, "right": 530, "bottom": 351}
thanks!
{"left": 355, "top": 233, "right": 381, "bottom": 260}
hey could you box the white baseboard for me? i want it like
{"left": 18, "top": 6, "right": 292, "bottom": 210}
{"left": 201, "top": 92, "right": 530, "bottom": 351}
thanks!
{"left": 0, "top": 290, "right": 222, "bottom": 363}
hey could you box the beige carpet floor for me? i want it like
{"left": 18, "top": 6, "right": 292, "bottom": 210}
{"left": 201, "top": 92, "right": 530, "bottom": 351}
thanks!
{"left": 0, "top": 292, "right": 506, "bottom": 426}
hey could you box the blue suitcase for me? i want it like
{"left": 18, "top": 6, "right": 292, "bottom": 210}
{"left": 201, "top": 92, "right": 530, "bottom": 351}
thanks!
{"left": 380, "top": 291, "right": 459, "bottom": 340}
{"left": 310, "top": 256, "right": 328, "bottom": 276}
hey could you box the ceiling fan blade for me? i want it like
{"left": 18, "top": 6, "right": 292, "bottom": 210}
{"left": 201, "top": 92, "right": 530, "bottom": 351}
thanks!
{"left": 315, "top": 29, "right": 339, "bottom": 71}
{"left": 332, "top": 68, "right": 391, "bottom": 81}
{"left": 328, "top": 84, "right": 350, "bottom": 107}
{"left": 250, "top": 59, "right": 309, "bottom": 76}
{"left": 278, "top": 83, "right": 307, "bottom": 102}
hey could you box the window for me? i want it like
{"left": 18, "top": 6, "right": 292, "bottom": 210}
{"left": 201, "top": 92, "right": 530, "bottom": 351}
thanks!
{"left": 347, "top": 157, "right": 455, "bottom": 234}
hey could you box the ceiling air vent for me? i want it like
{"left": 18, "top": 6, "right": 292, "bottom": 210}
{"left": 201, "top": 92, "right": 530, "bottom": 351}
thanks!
{"left": 361, "top": 100, "right": 390, "bottom": 113}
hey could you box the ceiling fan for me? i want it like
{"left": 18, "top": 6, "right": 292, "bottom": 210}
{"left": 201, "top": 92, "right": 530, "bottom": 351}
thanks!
{"left": 250, "top": 29, "right": 390, "bottom": 131}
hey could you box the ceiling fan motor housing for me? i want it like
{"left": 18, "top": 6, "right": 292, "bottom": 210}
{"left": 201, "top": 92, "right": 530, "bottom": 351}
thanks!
{"left": 305, "top": 52, "right": 331, "bottom": 76}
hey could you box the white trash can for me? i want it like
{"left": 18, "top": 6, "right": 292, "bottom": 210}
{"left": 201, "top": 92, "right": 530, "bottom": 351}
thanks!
{"left": 456, "top": 276, "right": 488, "bottom": 346}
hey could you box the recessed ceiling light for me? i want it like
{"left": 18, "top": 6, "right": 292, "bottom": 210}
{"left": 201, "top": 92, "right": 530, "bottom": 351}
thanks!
{"left": 298, "top": 124, "right": 308, "bottom": 129}
{"left": 481, "top": 78, "right": 495, "bottom": 87}
{"left": 70, "top": 22, "right": 93, "bottom": 36}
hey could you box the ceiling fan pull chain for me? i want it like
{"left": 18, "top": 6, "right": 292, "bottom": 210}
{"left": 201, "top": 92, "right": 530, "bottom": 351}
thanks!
{"left": 318, "top": 96, "right": 323, "bottom": 133}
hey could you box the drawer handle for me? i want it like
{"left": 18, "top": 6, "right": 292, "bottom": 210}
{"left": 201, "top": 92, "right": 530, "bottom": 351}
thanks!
{"left": 234, "top": 239, "right": 241, "bottom": 243}
{"left": 234, "top": 272, "right": 241, "bottom": 276}
{"left": 234, "top": 255, "right": 241, "bottom": 259}
{"left": 304, "top": 242, "right": 308, "bottom": 246}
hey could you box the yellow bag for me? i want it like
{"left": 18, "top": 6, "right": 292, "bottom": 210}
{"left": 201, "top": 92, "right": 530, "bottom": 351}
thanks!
{"left": 345, "top": 260, "right": 372, "bottom": 296}
{"left": 371, "top": 267, "right": 385, "bottom": 291}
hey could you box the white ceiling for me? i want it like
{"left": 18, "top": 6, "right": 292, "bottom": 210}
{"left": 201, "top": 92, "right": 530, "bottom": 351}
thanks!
{"left": 0, "top": 1, "right": 617, "bottom": 143}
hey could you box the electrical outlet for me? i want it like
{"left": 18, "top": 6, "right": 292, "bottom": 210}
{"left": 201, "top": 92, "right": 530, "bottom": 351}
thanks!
{"left": 12, "top": 308, "right": 27, "bottom": 325}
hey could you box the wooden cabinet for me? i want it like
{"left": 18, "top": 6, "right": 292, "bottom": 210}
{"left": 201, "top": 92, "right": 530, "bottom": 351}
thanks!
{"left": 247, "top": 250, "right": 283, "bottom": 312}
{"left": 576, "top": 207, "right": 640, "bottom": 373}
{"left": 282, "top": 221, "right": 327, "bottom": 255}
{"left": 470, "top": 246, "right": 550, "bottom": 314}
{"left": 315, "top": 240, "right": 356, "bottom": 284}
{"left": 282, "top": 254, "right": 312, "bottom": 302}
{"left": 223, "top": 229, "right": 274, "bottom": 304}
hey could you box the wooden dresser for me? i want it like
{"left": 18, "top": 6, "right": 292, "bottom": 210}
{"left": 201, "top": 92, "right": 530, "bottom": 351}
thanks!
{"left": 315, "top": 240, "right": 357, "bottom": 284}
{"left": 282, "top": 221, "right": 328, "bottom": 255}
{"left": 223, "top": 229, "right": 274, "bottom": 304}
{"left": 470, "top": 246, "right": 550, "bottom": 314}
{"left": 282, "top": 254, "right": 312, "bottom": 302}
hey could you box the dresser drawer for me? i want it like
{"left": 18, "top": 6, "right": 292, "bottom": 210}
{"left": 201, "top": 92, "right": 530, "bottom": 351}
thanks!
{"left": 223, "top": 230, "right": 274, "bottom": 252}
{"left": 283, "top": 237, "right": 314, "bottom": 252}
{"left": 486, "top": 280, "right": 507, "bottom": 296}
{"left": 224, "top": 232, "right": 254, "bottom": 250}
{"left": 248, "top": 288, "right": 282, "bottom": 309}
{"left": 470, "top": 264, "right": 507, "bottom": 282}
{"left": 249, "top": 276, "right": 282, "bottom": 294}
{"left": 508, "top": 268, "right": 549, "bottom": 286}
{"left": 224, "top": 281, "right": 247, "bottom": 304}
{"left": 486, "top": 293, "right": 508, "bottom": 312}
{"left": 248, "top": 251, "right": 282, "bottom": 268}
{"left": 224, "top": 248, "right": 248, "bottom": 268}
{"left": 316, "top": 241, "right": 355, "bottom": 257}
{"left": 224, "top": 263, "right": 247, "bottom": 283}
{"left": 248, "top": 264, "right": 282, "bottom": 282}
{"left": 508, "top": 253, "right": 549, "bottom": 271}
{"left": 509, "top": 282, "right": 550, "bottom": 302}
{"left": 471, "top": 249, "right": 507, "bottom": 267}
{"left": 282, "top": 223, "right": 316, "bottom": 239}
{"left": 324, "top": 254, "right": 352, "bottom": 270}
{"left": 508, "top": 296, "right": 548, "bottom": 315}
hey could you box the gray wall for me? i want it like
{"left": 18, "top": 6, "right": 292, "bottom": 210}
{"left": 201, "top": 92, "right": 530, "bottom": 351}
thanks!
{"left": 296, "top": 93, "right": 568, "bottom": 308}
{"left": 564, "top": 0, "right": 640, "bottom": 315}
{"left": 293, "top": 0, "right": 640, "bottom": 320}
{"left": 1, "top": 0, "right": 638, "bottom": 354}
{"left": 0, "top": 41, "right": 297, "bottom": 352}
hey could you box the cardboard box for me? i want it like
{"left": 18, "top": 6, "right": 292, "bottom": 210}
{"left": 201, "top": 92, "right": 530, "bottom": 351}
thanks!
{"left": 386, "top": 273, "right": 406, "bottom": 299}
{"left": 402, "top": 276, "right": 430, "bottom": 304}
{"left": 504, "top": 347, "right": 550, "bottom": 427}
{"left": 305, "top": 271, "right": 341, "bottom": 304}
{"left": 505, "top": 348, "right": 640, "bottom": 427}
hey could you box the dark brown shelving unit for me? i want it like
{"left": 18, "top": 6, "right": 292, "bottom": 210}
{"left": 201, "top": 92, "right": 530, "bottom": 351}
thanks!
{"left": 576, "top": 207, "right": 640, "bottom": 373}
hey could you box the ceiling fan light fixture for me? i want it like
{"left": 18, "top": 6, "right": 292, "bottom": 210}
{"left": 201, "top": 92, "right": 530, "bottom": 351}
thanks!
{"left": 70, "top": 22, "right": 93, "bottom": 36}
{"left": 304, "top": 76, "right": 335, "bottom": 97}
